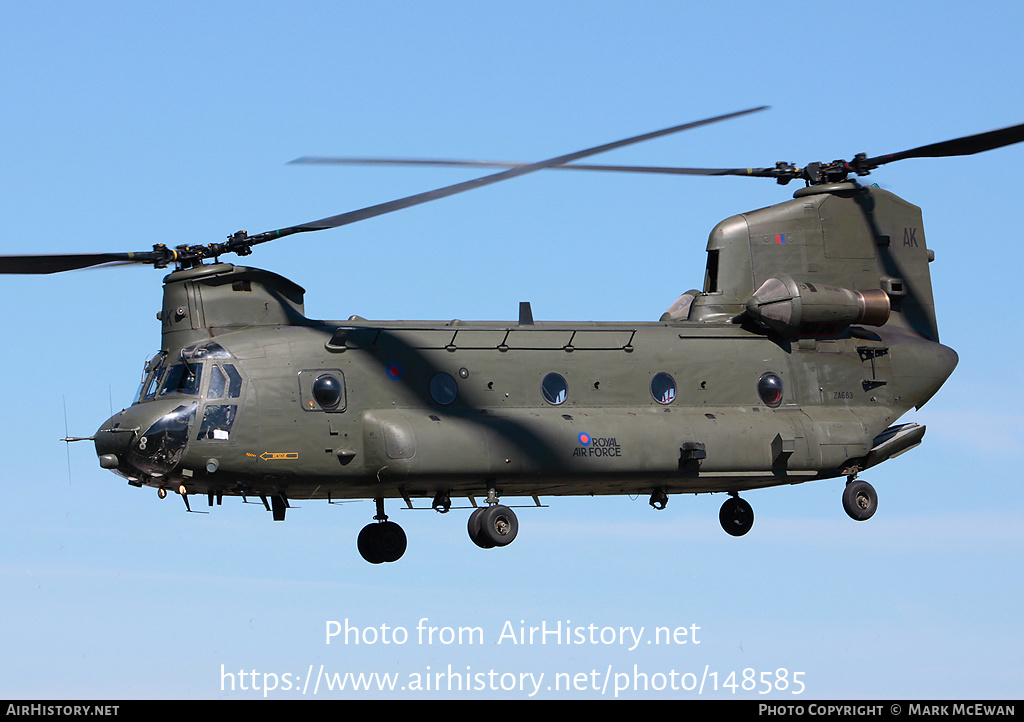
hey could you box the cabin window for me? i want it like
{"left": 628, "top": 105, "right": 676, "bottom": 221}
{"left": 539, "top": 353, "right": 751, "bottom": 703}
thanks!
{"left": 429, "top": 373, "right": 458, "bottom": 406}
{"left": 298, "top": 369, "right": 346, "bottom": 412}
{"left": 757, "top": 372, "right": 784, "bottom": 407}
{"left": 651, "top": 372, "right": 677, "bottom": 404}
{"left": 313, "top": 374, "right": 344, "bottom": 409}
{"left": 541, "top": 373, "right": 568, "bottom": 405}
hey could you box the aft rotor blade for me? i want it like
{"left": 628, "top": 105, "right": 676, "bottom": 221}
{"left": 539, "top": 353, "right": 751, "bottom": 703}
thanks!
{"left": 290, "top": 156, "right": 779, "bottom": 178}
{"left": 863, "top": 120, "right": 1024, "bottom": 169}
{"left": 0, "top": 251, "right": 163, "bottom": 274}
{"left": 245, "top": 106, "right": 769, "bottom": 246}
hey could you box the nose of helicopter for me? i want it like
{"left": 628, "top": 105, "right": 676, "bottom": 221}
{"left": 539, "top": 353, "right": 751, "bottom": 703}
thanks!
{"left": 93, "top": 400, "right": 197, "bottom": 479}
{"left": 93, "top": 414, "right": 133, "bottom": 468}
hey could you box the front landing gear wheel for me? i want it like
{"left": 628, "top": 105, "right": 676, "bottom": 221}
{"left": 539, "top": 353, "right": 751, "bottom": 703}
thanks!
{"left": 843, "top": 480, "right": 877, "bottom": 521}
{"left": 719, "top": 496, "right": 754, "bottom": 537}
{"left": 468, "top": 505, "right": 518, "bottom": 548}
{"left": 357, "top": 521, "right": 407, "bottom": 564}
{"left": 467, "top": 507, "right": 493, "bottom": 549}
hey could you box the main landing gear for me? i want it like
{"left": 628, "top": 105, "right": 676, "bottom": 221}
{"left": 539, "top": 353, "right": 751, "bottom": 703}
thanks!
{"left": 468, "top": 490, "right": 519, "bottom": 549}
{"left": 355, "top": 491, "right": 520, "bottom": 564}
{"left": 351, "top": 480, "right": 877, "bottom": 562}
{"left": 357, "top": 498, "right": 408, "bottom": 564}
{"left": 719, "top": 493, "right": 754, "bottom": 537}
{"left": 649, "top": 487, "right": 757, "bottom": 537}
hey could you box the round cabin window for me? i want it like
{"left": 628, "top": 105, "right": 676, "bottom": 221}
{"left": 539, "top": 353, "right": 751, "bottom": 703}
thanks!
{"left": 541, "top": 373, "right": 568, "bottom": 405}
{"left": 757, "top": 372, "right": 784, "bottom": 407}
{"left": 430, "top": 373, "right": 458, "bottom": 406}
{"left": 651, "top": 372, "right": 677, "bottom": 405}
{"left": 312, "top": 374, "right": 343, "bottom": 409}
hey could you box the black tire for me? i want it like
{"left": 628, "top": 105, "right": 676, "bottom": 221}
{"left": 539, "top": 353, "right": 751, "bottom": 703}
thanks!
{"left": 357, "top": 523, "right": 386, "bottom": 564}
{"left": 375, "top": 521, "right": 407, "bottom": 562}
{"left": 719, "top": 496, "right": 754, "bottom": 537}
{"left": 467, "top": 507, "right": 494, "bottom": 549}
{"left": 476, "top": 505, "right": 519, "bottom": 548}
{"left": 843, "top": 480, "right": 877, "bottom": 521}
{"left": 357, "top": 521, "right": 407, "bottom": 563}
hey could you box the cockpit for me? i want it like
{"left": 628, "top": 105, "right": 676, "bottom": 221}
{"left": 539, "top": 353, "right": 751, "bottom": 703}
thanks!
{"left": 135, "top": 341, "right": 241, "bottom": 404}
{"left": 97, "top": 341, "right": 246, "bottom": 481}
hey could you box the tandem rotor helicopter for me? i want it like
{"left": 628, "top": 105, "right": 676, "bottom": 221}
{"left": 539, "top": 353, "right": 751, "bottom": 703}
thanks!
{"left": 4, "top": 107, "right": 1022, "bottom": 564}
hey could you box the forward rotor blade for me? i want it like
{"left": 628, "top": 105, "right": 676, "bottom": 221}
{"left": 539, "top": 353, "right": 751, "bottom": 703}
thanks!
{"left": 246, "top": 106, "right": 768, "bottom": 246}
{"left": 0, "top": 252, "right": 162, "bottom": 274}
{"left": 290, "top": 156, "right": 778, "bottom": 178}
{"left": 2, "top": 108, "right": 769, "bottom": 273}
{"left": 863, "top": 120, "right": 1024, "bottom": 168}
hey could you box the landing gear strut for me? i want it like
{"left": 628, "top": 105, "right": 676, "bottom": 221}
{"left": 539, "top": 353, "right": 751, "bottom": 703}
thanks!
{"left": 357, "top": 498, "right": 407, "bottom": 564}
{"left": 468, "top": 489, "right": 519, "bottom": 549}
{"left": 843, "top": 479, "right": 877, "bottom": 521}
{"left": 719, "top": 494, "right": 754, "bottom": 536}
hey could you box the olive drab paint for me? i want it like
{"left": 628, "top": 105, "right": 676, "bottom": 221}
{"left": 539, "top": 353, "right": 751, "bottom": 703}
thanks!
{"left": 91, "top": 180, "right": 957, "bottom": 561}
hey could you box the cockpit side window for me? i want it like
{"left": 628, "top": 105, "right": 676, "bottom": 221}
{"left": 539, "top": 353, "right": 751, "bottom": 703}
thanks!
{"left": 140, "top": 368, "right": 166, "bottom": 402}
{"left": 198, "top": 404, "right": 237, "bottom": 441}
{"left": 136, "top": 351, "right": 168, "bottom": 403}
{"left": 207, "top": 364, "right": 242, "bottom": 399}
{"left": 223, "top": 364, "right": 242, "bottom": 398}
{"left": 208, "top": 365, "right": 227, "bottom": 399}
{"left": 197, "top": 362, "right": 243, "bottom": 441}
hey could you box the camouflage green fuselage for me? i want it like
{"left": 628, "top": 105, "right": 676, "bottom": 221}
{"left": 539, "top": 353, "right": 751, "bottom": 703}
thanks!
{"left": 95, "top": 183, "right": 958, "bottom": 505}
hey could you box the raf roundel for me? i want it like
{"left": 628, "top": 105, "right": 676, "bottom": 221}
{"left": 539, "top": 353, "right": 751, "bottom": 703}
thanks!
{"left": 578, "top": 432, "right": 592, "bottom": 447}
{"left": 385, "top": 362, "right": 404, "bottom": 381}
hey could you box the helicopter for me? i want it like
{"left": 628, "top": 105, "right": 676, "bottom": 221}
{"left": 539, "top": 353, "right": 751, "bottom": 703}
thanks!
{"left": 3, "top": 107, "right": 1021, "bottom": 564}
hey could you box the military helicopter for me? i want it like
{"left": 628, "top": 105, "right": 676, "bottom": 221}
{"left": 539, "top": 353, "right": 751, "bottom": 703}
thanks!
{"left": 4, "top": 107, "right": 1021, "bottom": 564}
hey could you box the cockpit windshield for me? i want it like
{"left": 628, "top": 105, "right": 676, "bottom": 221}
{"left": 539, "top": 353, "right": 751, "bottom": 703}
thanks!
{"left": 160, "top": 362, "right": 203, "bottom": 396}
{"left": 135, "top": 342, "right": 237, "bottom": 403}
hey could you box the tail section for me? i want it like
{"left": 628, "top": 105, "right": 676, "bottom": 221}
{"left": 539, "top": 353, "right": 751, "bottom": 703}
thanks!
{"left": 688, "top": 181, "right": 941, "bottom": 342}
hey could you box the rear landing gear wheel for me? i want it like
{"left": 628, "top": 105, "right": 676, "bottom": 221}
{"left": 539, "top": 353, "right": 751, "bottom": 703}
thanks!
{"left": 468, "top": 505, "right": 518, "bottom": 549}
{"left": 719, "top": 496, "right": 754, "bottom": 537}
{"left": 357, "top": 521, "right": 407, "bottom": 564}
{"left": 843, "top": 480, "right": 877, "bottom": 521}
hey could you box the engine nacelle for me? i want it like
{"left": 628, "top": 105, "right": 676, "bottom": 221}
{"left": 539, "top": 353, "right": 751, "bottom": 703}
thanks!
{"left": 745, "top": 274, "right": 890, "bottom": 337}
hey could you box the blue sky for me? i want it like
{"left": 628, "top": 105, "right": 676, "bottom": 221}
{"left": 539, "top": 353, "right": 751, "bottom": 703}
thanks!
{"left": 0, "top": 1, "right": 1021, "bottom": 699}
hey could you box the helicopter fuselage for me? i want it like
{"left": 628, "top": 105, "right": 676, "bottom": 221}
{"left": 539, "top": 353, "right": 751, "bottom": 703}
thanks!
{"left": 90, "top": 181, "right": 959, "bottom": 557}
{"left": 94, "top": 272, "right": 955, "bottom": 505}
